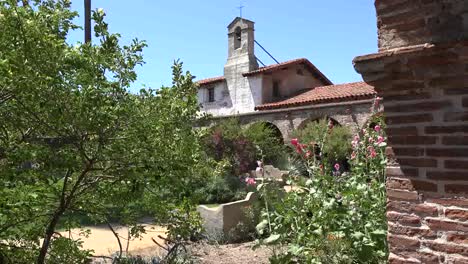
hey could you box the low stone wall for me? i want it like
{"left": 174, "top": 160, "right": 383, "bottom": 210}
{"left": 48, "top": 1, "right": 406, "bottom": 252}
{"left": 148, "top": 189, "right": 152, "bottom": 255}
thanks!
{"left": 197, "top": 192, "right": 258, "bottom": 239}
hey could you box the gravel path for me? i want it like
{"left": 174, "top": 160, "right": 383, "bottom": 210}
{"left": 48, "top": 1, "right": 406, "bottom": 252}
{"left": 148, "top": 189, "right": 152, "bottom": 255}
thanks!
{"left": 189, "top": 241, "right": 273, "bottom": 264}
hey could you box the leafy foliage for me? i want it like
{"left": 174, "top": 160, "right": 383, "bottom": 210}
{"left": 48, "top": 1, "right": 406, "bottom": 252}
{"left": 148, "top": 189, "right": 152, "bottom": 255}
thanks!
{"left": 202, "top": 119, "right": 285, "bottom": 175}
{"left": 257, "top": 101, "right": 388, "bottom": 263}
{"left": 292, "top": 119, "right": 352, "bottom": 164}
{"left": 0, "top": 1, "right": 201, "bottom": 262}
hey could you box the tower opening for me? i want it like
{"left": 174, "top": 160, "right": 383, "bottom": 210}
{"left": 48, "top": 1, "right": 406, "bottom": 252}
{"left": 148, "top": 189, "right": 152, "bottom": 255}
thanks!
{"left": 234, "top": 26, "right": 241, "bottom": 49}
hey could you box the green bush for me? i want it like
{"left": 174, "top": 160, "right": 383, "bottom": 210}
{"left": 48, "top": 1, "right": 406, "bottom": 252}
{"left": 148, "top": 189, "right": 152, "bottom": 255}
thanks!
{"left": 292, "top": 119, "right": 352, "bottom": 164}
{"left": 202, "top": 119, "right": 286, "bottom": 175}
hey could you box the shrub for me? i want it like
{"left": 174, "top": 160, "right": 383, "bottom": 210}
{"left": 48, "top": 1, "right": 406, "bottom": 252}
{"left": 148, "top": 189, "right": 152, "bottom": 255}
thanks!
{"left": 292, "top": 119, "right": 352, "bottom": 165}
{"left": 257, "top": 100, "right": 388, "bottom": 263}
{"left": 202, "top": 119, "right": 286, "bottom": 175}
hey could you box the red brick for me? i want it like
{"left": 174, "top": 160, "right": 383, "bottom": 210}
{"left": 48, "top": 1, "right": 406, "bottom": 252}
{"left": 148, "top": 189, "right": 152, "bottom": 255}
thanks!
{"left": 388, "top": 254, "right": 420, "bottom": 264}
{"left": 387, "top": 200, "right": 412, "bottom": 213}
{"left": 447, "top": 233, "right": 468, "bottom": 244}
{"left": 442, "top": 136, "right": 468, "bottom": 145}
{"left": 445, "top": 160, "right": 468, "bottom": 170}
{"left": 427, "top": 170, "right": 467, "bottom": 181}
{"left": 380, "top": 10, "right": 423, "bottom": 26}
{"left": 427, "top": 148, "right": 468, "bottom": 157}
{"left": 445, "top": 208, "right": 468, "bottom": 221}
{"left": 425, "top": 197, "right": 468, "bottom": 208}
{"left": 386, "top": 167, "right": 419, "bottom": 177}
{"left": 430, "top": 75, "right": 465, "bottom": 89}
{"left": 388, "top": 234, "right": 421, "bottom": 250}
{"left": 426, "top": 218, "right": 468, "bottom": 232}
{"left": 387, "top": 178, "right": 415, "bottom": 191}
{"left": 393, "top": 147, "right": 425, "bottom": 157}
{"left": 386, "top": 126, "right": 419, "bottom": 136}
{"left": 389, "top": 224, "right": 437, "bottom": 239}
{"left": 387, "top": 178, "right": 438, "bottom": 193}
{"left": 386, "top": 114, "right": 433, "bottom": 125}
{"left": 388, "top": 136, "right": 436, "bottom": 145}
{"left": 451, "top": 256, "right": 468, "bottom": 264}
{"left": 445, "top": 184, "right": 468, "bottom": 195}
{"left": 444, "top": 112, "right": 468, "bottom": 122}
{"left": 387, "top": 189, "right": 420, "bottom": 201}
{"left": 387, "top": 211, "right": 421, "bottom": 226}
{"left": 444, "top": 88, "right": 468, "bottom": 95}
{"left": 412, "top": 179, "right": 438, "bottom": 192}
{"left": 425, "top": 125, "right": 468, "bottom": 134}
{"left": 424, "top": 241, "right": 468, "bottom": 257}
{"left": 384, "top": 92, "right": 432, "bottom": 102}
{"left": 420, "top": 252, "right": 444, "bottom": 264}
{"left": 399, "top": 158, "right": 437, "bottom": 168}
{"left": 386, "top": 101, "right": 451, "bottom": 113}
{"left": 389, "top": 80, "right": 425, "bottom": 91}
{"left": 463, "top": 97, "right": 468, "bottom": 108}
{"left": 412, "top": 203, "right": 438, "bottom": 217}
{"left": 408, "top": 52, "right": 459, "bottom": 66}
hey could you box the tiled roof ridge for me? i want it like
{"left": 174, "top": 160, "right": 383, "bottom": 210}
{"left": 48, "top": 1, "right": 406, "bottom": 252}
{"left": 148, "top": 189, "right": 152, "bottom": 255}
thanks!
{"left": 196, "top": 57, "right": 333, "bottom": 86}
{"left": 242, "top": 58, "right": 333, "bottom": 85}
{"left": 196, "top": 76, "right": 226, "bottom": 85}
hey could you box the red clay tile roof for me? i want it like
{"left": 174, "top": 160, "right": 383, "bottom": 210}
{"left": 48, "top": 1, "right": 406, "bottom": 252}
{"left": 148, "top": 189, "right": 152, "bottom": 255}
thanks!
{"left": 197, "top": 76, "right": 225, "bottom": 86}
{"left": 255, "top": 82, "right": 376, "bottom": 110}
{"left": 243, "top": 58, "right": 333, "bottom": 85}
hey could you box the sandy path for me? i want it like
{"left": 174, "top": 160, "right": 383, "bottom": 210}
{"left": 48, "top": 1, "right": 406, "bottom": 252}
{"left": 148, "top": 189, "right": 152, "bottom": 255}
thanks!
{"left": 61, "top": 223, "right": 167, "bottom": 258}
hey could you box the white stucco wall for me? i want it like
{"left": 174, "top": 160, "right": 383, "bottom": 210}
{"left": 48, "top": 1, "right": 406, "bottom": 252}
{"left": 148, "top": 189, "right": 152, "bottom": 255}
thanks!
{"left": 262, "top": 64, "right": 325, "bottom": 104}
{"left": 198, "top": 82, "right": 235, "bottom": 116}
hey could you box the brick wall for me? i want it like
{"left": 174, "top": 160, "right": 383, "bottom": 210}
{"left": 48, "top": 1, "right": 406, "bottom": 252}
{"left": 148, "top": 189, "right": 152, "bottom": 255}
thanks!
{"left": 354, "top": 1, "right": 467, "bottom": 263}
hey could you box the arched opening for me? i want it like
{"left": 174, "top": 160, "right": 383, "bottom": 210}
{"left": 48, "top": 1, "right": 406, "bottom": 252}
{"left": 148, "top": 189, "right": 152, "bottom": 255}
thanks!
{"left": 234, "top": 26, "right": 241, "bottom": 49}
{"left": 297, "top": 116, "right": 340, "bottom": 130}
{"left": 245, "top": 121, "right": 284, "bottom": 144}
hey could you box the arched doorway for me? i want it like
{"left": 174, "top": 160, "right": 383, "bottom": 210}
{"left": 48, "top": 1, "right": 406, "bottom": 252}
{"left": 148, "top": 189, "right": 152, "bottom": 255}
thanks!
{"left": 297, "top": 116, "right": 340, "bottom": 130}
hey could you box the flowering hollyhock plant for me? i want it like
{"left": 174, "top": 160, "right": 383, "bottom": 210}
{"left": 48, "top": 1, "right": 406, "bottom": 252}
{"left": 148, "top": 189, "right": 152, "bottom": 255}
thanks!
{"left": 245, "top": 177, "right": 256, "bottom": 186}
{"left": 334, "top": 163, "right": 340, "bottom": 171}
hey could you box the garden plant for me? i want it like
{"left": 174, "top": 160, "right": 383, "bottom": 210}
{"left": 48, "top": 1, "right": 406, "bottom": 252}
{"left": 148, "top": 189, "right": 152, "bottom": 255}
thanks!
{"left": 257, "top": 99, "right": 388, "bottom": 263}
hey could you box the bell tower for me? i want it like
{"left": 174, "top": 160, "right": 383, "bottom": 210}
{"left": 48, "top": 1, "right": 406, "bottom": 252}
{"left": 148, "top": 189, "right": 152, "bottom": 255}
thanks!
{"left": 224, "top": 17, "right": 259, "bottom": 114}
{"left": 225, "top": 17, "right": 258, "bottom": 71}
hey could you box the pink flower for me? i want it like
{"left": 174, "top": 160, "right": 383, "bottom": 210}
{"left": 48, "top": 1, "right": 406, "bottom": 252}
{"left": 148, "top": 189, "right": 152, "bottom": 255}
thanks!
{"left": 291, "top": 138, "right": 299, "bottom": 146}
{"left": 367, "top": 146, "right": 377, "bottom": 158}
{"left": 373, "top": 97, "right": 382, "bottom": 108}
{"left": 374, "top": 125, "right": 381, "bottom": 133}
{"left": 351, "top": 135, "right": 360, "bottom": 147}
{"left": 351, "top": 151, "right": 356, "bottom": 159}
{"left": 245, "top": 177, "right": 256, "bottom": 186}
{"left": 368, "top": 137, "right": 374, "bottom": 143}
{"left": 377, "top": 136, "right": 385, "bottom": 144}
{"left": 334, "top": 163, "right": 340, "bottom": 171}
{"left": 305, "top": 150, "right": 312, "bottom": 158}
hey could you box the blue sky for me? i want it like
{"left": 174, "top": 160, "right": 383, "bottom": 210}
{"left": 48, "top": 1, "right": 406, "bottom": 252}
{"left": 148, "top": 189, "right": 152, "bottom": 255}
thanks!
{"left": 68, "top": 1, "right": 377, "bottom": 92}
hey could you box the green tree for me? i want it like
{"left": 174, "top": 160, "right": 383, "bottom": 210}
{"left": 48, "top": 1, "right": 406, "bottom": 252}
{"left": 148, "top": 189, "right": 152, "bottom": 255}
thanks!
{"left": 0, "top": 1, "right": 201, "bottom": 262}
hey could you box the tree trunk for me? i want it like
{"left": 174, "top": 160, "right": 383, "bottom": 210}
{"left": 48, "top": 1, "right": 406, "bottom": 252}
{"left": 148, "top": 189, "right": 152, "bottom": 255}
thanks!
{"left": 36, "top": 207, "right": 64, "bottom": 264}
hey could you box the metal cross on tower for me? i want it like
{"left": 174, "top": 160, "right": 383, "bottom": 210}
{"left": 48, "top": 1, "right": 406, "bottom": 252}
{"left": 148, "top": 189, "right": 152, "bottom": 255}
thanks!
{"left": 237, "top": 3, "right": 244, "bottom": 19}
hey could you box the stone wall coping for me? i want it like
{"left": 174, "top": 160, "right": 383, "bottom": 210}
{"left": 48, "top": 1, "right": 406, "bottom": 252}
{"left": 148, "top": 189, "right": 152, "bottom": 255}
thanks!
{"left": 198, "top": 192, "right": 256, "bottom": 211}
{"left": 354, "top": 40, "right": 468, "bottom": 64}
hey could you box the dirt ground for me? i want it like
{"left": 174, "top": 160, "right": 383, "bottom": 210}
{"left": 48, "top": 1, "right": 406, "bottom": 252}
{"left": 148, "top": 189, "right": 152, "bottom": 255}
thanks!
{"left": 61, "top": 223, "right": 166, "bottom": 259}
{"left": 188, "top": 241, "right": 273, "bottom": 264}
{"left": 61, "top": 224, "right": 272, "bottom": 263}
